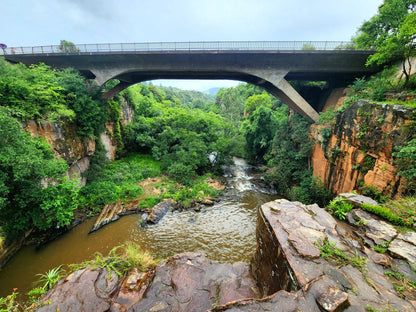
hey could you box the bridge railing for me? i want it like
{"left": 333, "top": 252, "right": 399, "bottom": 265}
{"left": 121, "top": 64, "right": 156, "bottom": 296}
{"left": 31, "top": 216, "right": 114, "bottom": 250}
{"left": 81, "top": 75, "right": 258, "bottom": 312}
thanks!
{"left": 0, "top": 41, "right": 359, "bottom": 55}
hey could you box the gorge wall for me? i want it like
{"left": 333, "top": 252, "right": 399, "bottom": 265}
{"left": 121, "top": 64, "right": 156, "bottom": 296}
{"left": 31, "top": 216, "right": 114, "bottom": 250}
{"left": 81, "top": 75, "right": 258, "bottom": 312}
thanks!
{"left": 311, "top": 88, "right": 415, "bottom": 198}
{"left": 23, "top": 98, "right": 133, "bottom": 185}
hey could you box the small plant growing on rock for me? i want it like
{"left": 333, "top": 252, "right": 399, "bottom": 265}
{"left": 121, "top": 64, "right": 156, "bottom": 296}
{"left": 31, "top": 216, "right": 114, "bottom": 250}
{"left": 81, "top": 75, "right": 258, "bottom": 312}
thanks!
{"left": 0, "top": 288, "right": 21, "bottom": 312}
{"left": 373, "top": 241, "right": 390, "bottom": 254}
{"left": 327, "top": 198, "right": 354, "bottom": 220}
{"left": 71, "top": 242, "right": 158, "bottom": 278}
{"left": 36, "top": 266, "right": 62, "bottom": 291}
{"left": 315, "top": 239, "right": 366, "bottom": 270}
{"left": 384, "top": 269, "right": 416, "bottom": 296}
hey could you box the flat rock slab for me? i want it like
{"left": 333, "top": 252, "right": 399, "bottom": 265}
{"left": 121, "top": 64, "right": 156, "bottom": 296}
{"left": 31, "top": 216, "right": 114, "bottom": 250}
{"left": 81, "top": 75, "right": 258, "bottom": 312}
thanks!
{"left": 129, "top": 252, "right": 258, "bottom": 311}
{"left": 389, "top": 232, "right": 416, "bottom": 264}
{"left": 339, "top": 193, "right": 378, "bottom": 207}
{"left": 347, "top": 209, "right": 397, "bottom": 245}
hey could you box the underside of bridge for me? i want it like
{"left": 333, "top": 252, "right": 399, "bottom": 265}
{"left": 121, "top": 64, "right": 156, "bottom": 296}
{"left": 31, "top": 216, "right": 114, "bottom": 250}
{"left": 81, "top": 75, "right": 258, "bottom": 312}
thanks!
{"left": 96, "top": 69, "right": 320, "bottom": 121}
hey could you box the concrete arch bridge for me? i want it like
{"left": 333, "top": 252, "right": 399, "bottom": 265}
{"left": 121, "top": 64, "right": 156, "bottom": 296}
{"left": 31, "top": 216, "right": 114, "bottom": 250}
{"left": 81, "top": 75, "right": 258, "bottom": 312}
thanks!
{"left": 2, "top": 41, "right": 378, "bottom": 121}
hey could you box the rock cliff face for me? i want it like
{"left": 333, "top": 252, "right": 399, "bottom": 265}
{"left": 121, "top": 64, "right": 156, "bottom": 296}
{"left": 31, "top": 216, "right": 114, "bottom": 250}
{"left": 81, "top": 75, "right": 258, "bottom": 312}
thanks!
{"left": 25, "top": 120, "right": 95, "bottom": 186}
{"left": 311, "top": 90, "right": 415, "bottom": 197}
{"left": 24, "top": 100, "right": 134, "bottom": 185}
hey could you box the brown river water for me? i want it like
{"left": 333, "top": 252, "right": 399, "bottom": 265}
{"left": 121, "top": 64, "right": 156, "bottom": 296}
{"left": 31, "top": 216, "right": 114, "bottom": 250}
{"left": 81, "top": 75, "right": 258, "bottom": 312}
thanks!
{"left": 0, "top": 158, "right": 278, "bottom": 298}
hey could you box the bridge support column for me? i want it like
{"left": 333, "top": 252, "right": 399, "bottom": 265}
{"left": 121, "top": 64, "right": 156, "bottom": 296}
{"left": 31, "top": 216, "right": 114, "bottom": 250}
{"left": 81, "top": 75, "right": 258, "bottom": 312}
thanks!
{"left": 273, "top": 78, "right": 319, "bottom": 122}
{"left": 246, "top": 69, "right": 319, "bottom": 122}
{"left": 102, "top": 81, "right": 133, "bottom": 99}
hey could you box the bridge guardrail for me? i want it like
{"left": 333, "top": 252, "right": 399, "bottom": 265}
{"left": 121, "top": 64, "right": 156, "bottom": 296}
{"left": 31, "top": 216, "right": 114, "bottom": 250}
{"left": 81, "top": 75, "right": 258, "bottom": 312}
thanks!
{"left": 0, "top": 41, "right": 362, "bottom": 55}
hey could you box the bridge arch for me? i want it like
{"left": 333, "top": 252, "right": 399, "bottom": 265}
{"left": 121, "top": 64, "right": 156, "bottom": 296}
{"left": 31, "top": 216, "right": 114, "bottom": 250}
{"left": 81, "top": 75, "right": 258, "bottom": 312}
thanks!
{"left": 96, "top": 68, "right": 319, "bottom": 121}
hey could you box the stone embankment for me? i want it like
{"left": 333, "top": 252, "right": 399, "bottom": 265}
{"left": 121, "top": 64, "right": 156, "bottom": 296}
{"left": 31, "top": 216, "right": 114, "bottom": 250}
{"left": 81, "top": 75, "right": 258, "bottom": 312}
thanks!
{"left": 36, "top": 195, "right": 416, "bottom": 311}
{"left": 311, "top": 90, "right": 415, "bottom": 198}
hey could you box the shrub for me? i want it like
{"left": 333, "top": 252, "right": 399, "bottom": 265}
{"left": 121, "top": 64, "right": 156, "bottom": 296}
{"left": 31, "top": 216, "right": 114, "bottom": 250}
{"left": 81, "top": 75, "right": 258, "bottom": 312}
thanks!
{"left": 359, "top": 184, "right": 388, "bottom": 203}
{"left": 327, "top": 198, "right": 354, "bottom": 220}
{"left": 360, "top": 203, "right": 410, "bottom": 227}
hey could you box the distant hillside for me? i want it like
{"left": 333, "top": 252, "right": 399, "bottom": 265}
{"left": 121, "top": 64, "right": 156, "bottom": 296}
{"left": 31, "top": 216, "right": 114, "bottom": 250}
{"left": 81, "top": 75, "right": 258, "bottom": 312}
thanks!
{"left": 158, "top": 86, "right": 215, "bottom": 107}
{"left": 205, "top": 87, "right": 221, "bottom": 95}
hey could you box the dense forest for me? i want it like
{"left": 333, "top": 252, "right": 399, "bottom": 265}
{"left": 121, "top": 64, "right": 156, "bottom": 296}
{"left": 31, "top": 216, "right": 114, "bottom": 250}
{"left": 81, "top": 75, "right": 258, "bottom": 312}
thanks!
{"left": 0, "top": 55, "right": 332, "bottom": 246}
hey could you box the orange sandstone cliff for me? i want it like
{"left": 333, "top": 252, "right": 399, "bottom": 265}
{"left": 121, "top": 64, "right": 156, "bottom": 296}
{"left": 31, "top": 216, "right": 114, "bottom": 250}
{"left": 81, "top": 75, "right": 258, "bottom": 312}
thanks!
{"left": 311, "top": 88, "right": 415, "bottom": 198}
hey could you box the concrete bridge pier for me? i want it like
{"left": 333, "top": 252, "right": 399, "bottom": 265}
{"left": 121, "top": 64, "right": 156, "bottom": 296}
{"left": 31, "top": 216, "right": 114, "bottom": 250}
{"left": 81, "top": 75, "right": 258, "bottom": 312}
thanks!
{"left": 240, "top": 69, "right": 320, "bottom": 121}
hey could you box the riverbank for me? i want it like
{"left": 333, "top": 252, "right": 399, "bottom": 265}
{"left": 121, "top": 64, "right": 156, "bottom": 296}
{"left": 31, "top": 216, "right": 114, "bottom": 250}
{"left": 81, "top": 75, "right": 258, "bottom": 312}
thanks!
{"left": 0, "top": 159, "right": 278, "bottom": 299}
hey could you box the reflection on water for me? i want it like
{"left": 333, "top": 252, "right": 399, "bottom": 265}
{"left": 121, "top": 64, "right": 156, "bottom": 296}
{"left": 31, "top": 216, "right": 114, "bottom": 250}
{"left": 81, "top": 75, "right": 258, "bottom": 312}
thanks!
{"left": 0, "top": 158, "right": 278, "bottom": 297}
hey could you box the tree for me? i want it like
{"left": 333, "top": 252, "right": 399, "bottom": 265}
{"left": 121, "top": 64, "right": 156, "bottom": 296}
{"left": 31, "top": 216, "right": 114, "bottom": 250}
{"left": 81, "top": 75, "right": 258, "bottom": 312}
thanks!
{"left": 59, "top": 40, "right": 80, "bottom": 53}
{"left": 241, "top": 105, "right": 276, "bottom": 162}
{"left": 355, "top": 0, "right": 416, "bottom": 85}
{"left": 0, "top": 111, "right": 79, "bottom": 242}
{"left": 244, "top": 93, "right": 272, "bottom": 115}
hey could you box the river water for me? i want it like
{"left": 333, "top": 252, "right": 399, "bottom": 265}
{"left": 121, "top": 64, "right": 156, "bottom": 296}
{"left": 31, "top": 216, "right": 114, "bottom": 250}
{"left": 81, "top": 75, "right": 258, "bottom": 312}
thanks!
{"left": 0, "top": 158, "right": 278, "bottom": 298}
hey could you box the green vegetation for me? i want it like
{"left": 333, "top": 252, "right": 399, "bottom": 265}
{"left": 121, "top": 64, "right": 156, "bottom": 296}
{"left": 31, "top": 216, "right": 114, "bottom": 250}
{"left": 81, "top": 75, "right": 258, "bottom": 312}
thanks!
{"left": 69, "top": 241, "right": 157, "bottom": 277}
{"left": 361, "top": 203, "right": 414, "bottom": 227}
{"left": 394, "top": 138, "right": 416, "bottom": 192}
{"left": 316, "top": 239, "right": 366, "bottom": 270}
{"left": 0, "top": 58, "right": 227, "bottom": 242}
{"left": 384, "top": 267, "right": 416, "bottom": 298}
{"left": 373, "top": 241, "right": 390, "bottom": 253}
{"left": 58, "top": 40, "right": 80, "bottom": 53}
{"left": 36, "top": 266, "right": 62, "bottom": 291}
{"left": 0, "top": 110, "right": 80, "bottom": 243}
{"left": 122, "top": 83, "right": 232, "bottom": 185}
{"left": 327, "top": 198, "right": 354, "bottom": 220}
{"left": 79, "top": 153, "right": 160, "bottom": 212}
{"left": 359, "top": 184, "right": 388, "bottom": 204}
{"left": 0, "top": 242, "right": 157, "bottom": 311}
{"left": 355, "top": 0, "right": 416, "bottom": 86}
{"left": 326, "top": 195, "right": 415, "bottom": 229}
{"left": 0, "top": 58, "right": 106, "bottom": 138}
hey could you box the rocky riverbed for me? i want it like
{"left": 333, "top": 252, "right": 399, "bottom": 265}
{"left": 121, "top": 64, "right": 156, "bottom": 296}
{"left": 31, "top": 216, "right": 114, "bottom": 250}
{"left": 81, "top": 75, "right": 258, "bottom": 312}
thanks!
{"left": 34, "top": 194, "right": 416, "bottom": 311}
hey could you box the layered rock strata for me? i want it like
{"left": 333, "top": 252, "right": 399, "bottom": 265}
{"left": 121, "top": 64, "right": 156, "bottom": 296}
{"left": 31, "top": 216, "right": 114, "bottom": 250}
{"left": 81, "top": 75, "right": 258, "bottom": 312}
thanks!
{"left": 311, "top": 98, "right": 415, "bottom": 197}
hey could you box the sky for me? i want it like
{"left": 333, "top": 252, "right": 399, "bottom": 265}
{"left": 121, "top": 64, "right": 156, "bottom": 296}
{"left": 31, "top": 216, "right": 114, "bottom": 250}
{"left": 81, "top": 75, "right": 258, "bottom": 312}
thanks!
{"left": 1, "top": 0, "right": 384, "bottom": 92}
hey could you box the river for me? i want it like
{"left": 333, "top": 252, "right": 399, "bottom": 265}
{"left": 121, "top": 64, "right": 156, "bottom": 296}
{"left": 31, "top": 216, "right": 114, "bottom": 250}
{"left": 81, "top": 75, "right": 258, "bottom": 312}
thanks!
{"left": 0, "top": 158, "right": 278, "bottom": 298}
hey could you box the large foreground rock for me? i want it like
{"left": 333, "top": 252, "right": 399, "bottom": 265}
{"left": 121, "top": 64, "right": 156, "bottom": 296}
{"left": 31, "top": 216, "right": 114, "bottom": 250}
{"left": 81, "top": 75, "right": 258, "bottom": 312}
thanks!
{"left": 244, "top": 199, "right": 416, "bottom": 312}
{"left": 37, "top": 253, "right": 258, "bottom": 312}
{"left": 129, "top": 253, "right": 258, "bottom": 311}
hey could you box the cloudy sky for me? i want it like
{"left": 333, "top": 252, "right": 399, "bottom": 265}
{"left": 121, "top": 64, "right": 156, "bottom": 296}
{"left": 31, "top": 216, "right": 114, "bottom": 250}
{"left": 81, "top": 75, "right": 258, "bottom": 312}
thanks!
{"left": 2, "top": 0, "right": 384, "bottom": 91}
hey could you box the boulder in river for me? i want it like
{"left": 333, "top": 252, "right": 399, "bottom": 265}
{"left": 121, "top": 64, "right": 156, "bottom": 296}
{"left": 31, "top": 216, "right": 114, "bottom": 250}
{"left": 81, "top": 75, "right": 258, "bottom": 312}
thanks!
{"left": 89, "top": 200, "right": 125, "bottom": 233}
{"left": 147, "top": 199, "right": 174, "bottom": 223}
